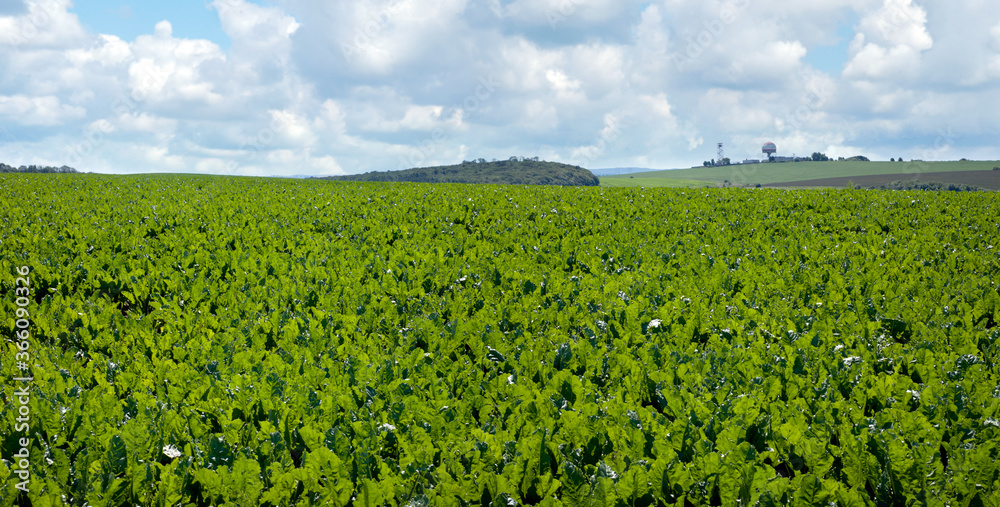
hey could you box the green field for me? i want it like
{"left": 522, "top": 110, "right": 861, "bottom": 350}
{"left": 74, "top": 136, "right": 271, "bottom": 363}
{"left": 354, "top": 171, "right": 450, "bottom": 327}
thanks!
{"left": 2, "top": 174, "right": 1000, "bottom": 505}
{"left": 598, "top": 177, "right": 713, "bottom": 188}
{"left": 768, "top": 170, "right": 1000, "bottom": 191}
{"left": 600, "top": 160, "right": 1000, "bottom": 188}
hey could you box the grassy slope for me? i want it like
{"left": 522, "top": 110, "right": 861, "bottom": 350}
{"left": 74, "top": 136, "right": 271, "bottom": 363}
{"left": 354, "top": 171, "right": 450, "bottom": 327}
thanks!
{"left": 600, "top": 160, "right": 1000, "bottom": 187}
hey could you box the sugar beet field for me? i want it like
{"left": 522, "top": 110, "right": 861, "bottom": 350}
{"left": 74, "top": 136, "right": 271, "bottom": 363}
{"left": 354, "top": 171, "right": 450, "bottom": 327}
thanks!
{"left": 1, "top": 174, "right": 999, "bottom": 506}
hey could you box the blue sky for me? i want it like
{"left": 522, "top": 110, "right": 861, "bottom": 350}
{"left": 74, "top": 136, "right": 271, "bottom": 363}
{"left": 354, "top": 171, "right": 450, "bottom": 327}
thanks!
{"left": 1, "top": 0, "right": 999, "bottom": 176}
{"left": 803, "top": 20, "right": 855, "bottom": 75}
{"left": 69, "top": 0, "right": 231, "bottom": 48}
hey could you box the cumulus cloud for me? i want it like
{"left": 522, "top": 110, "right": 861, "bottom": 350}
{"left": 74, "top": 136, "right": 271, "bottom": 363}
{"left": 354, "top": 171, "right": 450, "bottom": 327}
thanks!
{"left": 843, "top": 0, "right": 932, "bottom": 81}
{"left": 0, "top": 94, "right": 85, "bottom": 125}
{"left": 1, "top": 0, "right": 88, "bottom": 48}
{"left": 0, "top": 0, "right": 996, "bottom": 174}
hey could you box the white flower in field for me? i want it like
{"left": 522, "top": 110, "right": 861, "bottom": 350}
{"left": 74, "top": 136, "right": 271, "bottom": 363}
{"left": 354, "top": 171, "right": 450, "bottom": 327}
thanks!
{"left": 648, "top": 319, "right": 662, "bottom": 329}
{"left": 843, "top": 356, "right": 862, "bottom": 366}
{"left": 162, "top": 445, "right": 182, "bottom": 459}
{"left": 379, "top": 423, "right": 396, "bottom": 432}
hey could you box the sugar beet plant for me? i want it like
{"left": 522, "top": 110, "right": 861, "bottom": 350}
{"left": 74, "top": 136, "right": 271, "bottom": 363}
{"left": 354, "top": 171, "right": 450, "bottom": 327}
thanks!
{"left": 1, "top": 174, "right": 999, "bottom": 505}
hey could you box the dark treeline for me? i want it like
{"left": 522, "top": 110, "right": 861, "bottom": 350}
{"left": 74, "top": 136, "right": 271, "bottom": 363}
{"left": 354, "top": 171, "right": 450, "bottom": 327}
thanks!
{"left": 1, "top": 163, "right": 78, "bottom": 174}
{"left": 321, "top": 158, "right": 600, "bottom": 186}
{"left": 870, "top": 180, "right": 989, "bottom": 192}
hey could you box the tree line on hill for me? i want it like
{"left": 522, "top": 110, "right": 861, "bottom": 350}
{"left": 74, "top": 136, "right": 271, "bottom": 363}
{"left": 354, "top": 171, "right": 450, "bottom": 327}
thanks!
{"left": 864, "top": 180, "right": 989, "bottom": 192}
{"left": 703, "top": 152, "right": 863, "bottom": 166}
{"left": 1, "top": 163, "right": 78, "bottom": 173}
{"left": 320, "top": 158, "right": 600, "bottom": 186}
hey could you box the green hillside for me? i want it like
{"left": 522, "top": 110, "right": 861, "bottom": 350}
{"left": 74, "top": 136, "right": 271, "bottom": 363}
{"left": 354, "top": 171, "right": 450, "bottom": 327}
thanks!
{"left": 322, "top": 159, "right": 599, "bottom": 186}
{"left": 601, "top": 160, "right": 1000, "bottom": 188}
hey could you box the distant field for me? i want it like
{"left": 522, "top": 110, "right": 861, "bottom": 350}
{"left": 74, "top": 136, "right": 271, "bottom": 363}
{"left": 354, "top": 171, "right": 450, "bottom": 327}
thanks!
{"left": 769, "top": 170, "right": 1000, "bottom": 190}
{"left": 599, "top": 177, "right": 713, "bottom": 188}
{"left": 600, "top": 160, "right": 1000, "bottom": 187}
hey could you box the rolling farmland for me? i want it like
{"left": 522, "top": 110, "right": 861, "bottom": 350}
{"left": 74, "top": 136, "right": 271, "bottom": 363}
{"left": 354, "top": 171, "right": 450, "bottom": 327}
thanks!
{"left": 2, "top": 174, "right": 999, "bottom": 505}
{"left": 600, "top": 160, "right": 1000, "bottom": 189}
{"left": 768, "top": 170, "right": 1000, "bottom": 191}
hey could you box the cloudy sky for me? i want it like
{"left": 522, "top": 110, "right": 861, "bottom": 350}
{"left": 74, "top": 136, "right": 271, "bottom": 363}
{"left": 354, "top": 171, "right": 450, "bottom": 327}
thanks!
{"left": 0, "top": 0, "right": 997, "bottom": 176}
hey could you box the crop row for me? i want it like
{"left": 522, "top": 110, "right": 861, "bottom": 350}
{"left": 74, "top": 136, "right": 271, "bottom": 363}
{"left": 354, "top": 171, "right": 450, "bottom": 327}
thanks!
{"left": 1, "top": 174, "right": 998, "bottom": 505}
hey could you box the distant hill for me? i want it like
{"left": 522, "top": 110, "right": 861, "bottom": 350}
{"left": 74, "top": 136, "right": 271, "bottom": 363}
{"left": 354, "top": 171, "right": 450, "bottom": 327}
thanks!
{"left": 320, "top": 159, "right": 599, "bottom": 186}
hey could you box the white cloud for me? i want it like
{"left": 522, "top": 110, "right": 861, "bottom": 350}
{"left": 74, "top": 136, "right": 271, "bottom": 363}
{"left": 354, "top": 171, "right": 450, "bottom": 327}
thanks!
{"left": 111, "top": 112, "right": 178, "bottom": 136}
{"left": 857, "top": 0, "right": 932, "bottom": 49}
{"left": 213, "top": 0, "right": 299, "bottom": 58}
{"left": 308, "top": 155, "right": 345, "bottom": 175}
{"left": 844, "top": 39, "right": 923, "bottom": 79}
{"left": 545, "top": 69, "right": 583, "bottom": 101}
{"left": 1, "top": 0, "right": 999, "bottom": 174}
{"left": 698, "top": 89, "right": 773, "bottom": 133}
{"left": 628, "top": 5, "right": 670, "bottom": 88}
{"left": 0, "top": 94, "right": 85, "bottom": 125}
{"left": 127, "top": 24, "right": 228, "bottom": 106}
{"left": 1, "top": 0, "right": 88, "bottom": 49}
{"left": 65, "top": 34, "right": 131, "bottom": 67}
{"left": 499, "top": 0, "right": 625, "bottom": 26}
{"left": 844, "top": 0, "right": 932, "bottom": 80}
{"left": 195, "top": 157, "right": 233, "bottom": 174}
{"left": 521, "top": 99, "right": 560, "bottom": 132}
